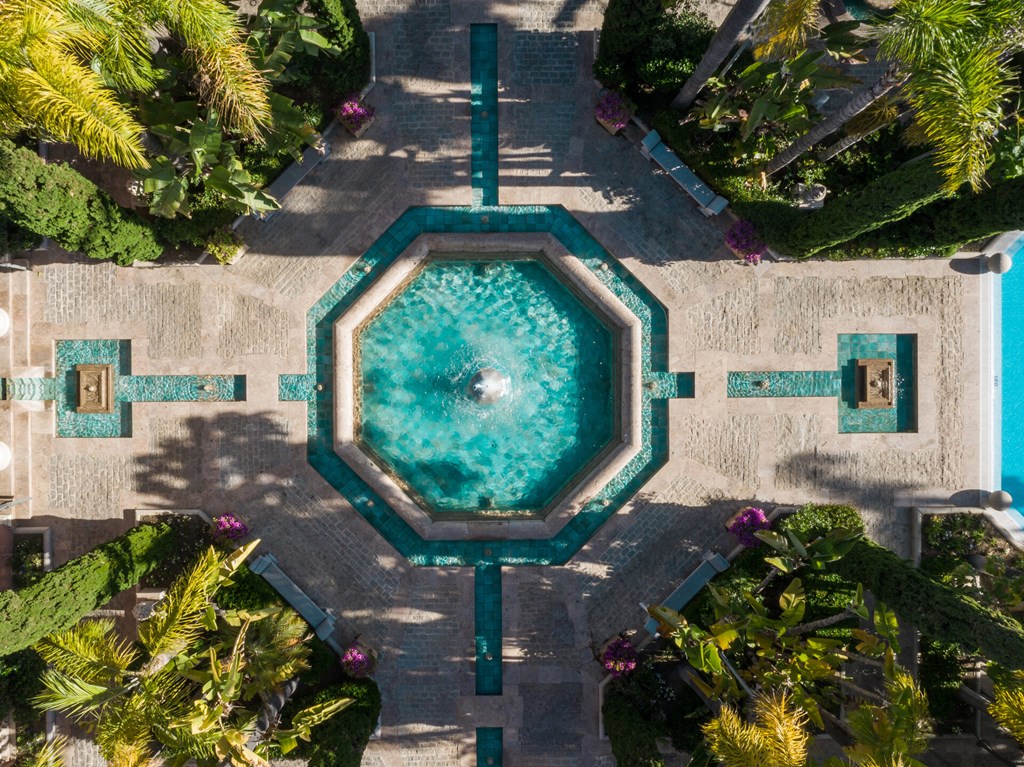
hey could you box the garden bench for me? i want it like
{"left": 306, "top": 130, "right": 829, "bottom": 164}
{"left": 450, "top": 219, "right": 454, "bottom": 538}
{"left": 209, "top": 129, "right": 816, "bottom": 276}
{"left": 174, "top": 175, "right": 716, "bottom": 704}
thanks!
{"left": 640, "top": 130, "right": 729, "bottom": 217}
{"left": 249, "top": 552, "right": 339, "bottom": 646}
{"left": 643, "top": 550, "right": 730, "bottom": 638}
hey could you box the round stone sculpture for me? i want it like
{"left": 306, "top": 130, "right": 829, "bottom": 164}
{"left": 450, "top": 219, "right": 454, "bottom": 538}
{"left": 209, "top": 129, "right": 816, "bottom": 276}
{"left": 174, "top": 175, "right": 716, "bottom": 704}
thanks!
{"left": 988, "top": 490, "right": 1013, "bottom": 510}
{"left": 987, "top": 252, "right": 1013, "bottom": 274}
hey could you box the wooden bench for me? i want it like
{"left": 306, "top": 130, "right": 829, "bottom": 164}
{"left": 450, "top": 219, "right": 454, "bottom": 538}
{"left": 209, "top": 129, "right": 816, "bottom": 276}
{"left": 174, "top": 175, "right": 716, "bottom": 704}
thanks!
{"left": 643, "top": 550, "right": 730, "bottom": 638}
{"left": 249, "top": 552, "right": 342, "bottom": 653}
{"left": 640, "top": 130, "right": 729, "bottom": 217}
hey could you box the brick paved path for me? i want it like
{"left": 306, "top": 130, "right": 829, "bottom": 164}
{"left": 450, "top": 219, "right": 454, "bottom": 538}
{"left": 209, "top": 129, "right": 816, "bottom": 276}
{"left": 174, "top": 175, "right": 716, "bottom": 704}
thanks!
{"left": 19, "top": 0, "right": 986, "bottom": 764}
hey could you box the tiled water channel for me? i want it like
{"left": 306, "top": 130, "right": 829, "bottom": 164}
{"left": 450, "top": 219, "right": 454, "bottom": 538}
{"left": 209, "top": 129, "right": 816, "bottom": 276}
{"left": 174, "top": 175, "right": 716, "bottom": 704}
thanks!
{"left": 4, "top": 340, "right": 244, "bottom": 438}
{"left": 727, "top": 333, "right": 917, "bottom": 433}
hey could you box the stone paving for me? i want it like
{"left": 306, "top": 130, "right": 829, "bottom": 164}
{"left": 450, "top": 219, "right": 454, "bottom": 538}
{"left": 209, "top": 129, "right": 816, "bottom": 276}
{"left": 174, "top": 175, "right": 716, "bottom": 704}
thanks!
{"left": 3, "top": 0, "right": 993, "bottom": 764}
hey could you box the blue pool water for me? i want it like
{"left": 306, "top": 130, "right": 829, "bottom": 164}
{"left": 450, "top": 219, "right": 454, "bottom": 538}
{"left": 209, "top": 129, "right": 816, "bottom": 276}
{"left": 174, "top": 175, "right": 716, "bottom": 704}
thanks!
{"left": 356, "top": 257, "right": 616, "bottom": 515}
{"left": 1000, "top": 234, "right": 1024, "bottom": 503}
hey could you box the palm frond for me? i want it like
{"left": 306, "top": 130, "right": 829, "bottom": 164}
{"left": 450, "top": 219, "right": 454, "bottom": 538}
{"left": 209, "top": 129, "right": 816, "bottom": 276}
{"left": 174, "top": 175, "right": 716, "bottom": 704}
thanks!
{"left": 23, "top": 734, "right": 68, "bottom": 767}
{"left": 239, "top": 608, "right": 311, "bottom": 696}
{"left": 13, "top": 48, "right": 147, "bottom": 167}
{"left": 702, "top": 703, "right": 766, "bottom": 767}
{"left": 755, "top": 690, "right": 810, "bottom": 767}
{"left": 94, "top": 691, "right": 157, "bottom": 767}
{"left": 907, "top": 44, "right": 1015, "bottom": 191}
{"left": 990, "top": 685, "right": 1024, "bottom": 742}
{"left": 877, "top": 0, "right": 980, "bottom": 66}
{"left": 36, "top": 619, "right": 140, "bottom": 685}
{"left": 138, "top": 546, "right": 221, "bottom": 667}
{"left": 35, "top": 667, "right": 129, "bottom": 721}
{"left": 62, "top": 0, "right": 156, "bottom": 92}
{"left": 154, "top": 0, "right": 271, "bottom": 137}
{"left": 753, "top": 0, "right": 822, "bottom": 61}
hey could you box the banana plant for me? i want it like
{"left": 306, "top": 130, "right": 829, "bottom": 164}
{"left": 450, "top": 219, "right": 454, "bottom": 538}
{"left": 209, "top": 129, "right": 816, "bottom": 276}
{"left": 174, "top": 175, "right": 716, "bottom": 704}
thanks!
{"left": 754, "top": 526, "right": 863, "bottom": 592}
{"left": 135, "top": 99, "right": 280, "bottom": 219}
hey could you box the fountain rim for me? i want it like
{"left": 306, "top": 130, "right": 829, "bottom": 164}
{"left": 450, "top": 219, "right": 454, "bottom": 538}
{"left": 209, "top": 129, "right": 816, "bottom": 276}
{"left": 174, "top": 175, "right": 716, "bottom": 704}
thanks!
{"left": 332, "top": 232, "right": 644, "bottom": 541}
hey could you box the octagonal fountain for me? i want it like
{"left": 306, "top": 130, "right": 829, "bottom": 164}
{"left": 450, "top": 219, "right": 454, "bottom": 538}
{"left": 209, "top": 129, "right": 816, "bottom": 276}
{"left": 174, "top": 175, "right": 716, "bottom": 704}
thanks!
{"left": 354, "top": 256, "right": 618, "bottom": 518}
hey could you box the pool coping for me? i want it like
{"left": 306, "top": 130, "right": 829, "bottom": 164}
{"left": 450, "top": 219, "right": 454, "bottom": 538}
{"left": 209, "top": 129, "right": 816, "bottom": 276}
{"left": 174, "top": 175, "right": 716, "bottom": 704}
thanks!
{"left": 333, "top": 232, "right": 643, "bottom": 541}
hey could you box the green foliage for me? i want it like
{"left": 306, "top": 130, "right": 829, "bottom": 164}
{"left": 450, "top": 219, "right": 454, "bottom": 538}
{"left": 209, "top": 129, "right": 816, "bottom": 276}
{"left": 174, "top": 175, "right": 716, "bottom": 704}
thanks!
{"left": 215, "top": 564, "right": 283, "bottom": 612}
{"left": 917, "top": 638, "right": 971, "bottom": 729}
{"left": 859, "top": 173, "right": 1024, "bottom": 252}
{"left": 205, "top": 227, "right": 244, "bottom": 265}
{"left": 137, "top": 514, "right": 214, "bottom": 589}
{"left": 602, "top": 691, "right": 665, "bottom": 767}
{"left": 150, "top": 189, "right": 239, "bottom": 250}
{"left": 779, "top": 504, "right": 866, "bottom": 539}
{"left": 923, "top": 514, "right": 986, "bottom": 558}
{"left": 0, "top": 216, "right": 39, "bottom": 256}
{"left": 776, "top": 159, "right": 949, "bottom": 257}
{"left": 11, "top": 534, "right": 45, "bottom": 590}
{"left": 289, "top": 0, "right": 371, "bottom": 109}
{"left": 291, "top": 680, "right": 382, "bottom": 767}
{"left": 834, "top": 537, "right": 1024, "bottom": 669}
{"left": 0, "top": 648, "right": 45, "bottom": 724}
{"left": 595, "top": 0, "right": 714, "bottom": 106}
{"left": 0, "top": 523, "right": 175, "bottom": 655}
{"left": 0, "top": 140, "right": 162, "bottom": 265}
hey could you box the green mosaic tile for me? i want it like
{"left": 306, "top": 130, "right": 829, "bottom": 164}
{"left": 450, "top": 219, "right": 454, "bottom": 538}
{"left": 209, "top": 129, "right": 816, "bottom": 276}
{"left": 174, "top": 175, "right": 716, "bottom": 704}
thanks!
{"left": 727, "top": 370, "right": 839, "bottom": 398}
{"left": 475, "top": 564, "right": 502, "bottom": 695}
{"left": 837, "top": 334, "right": 917, "bottom": 433}
{"left": 288, "top": 206, "right": 674, "bottom": 567}
{"left": 477, "top": 727, "right": 502, "bottom": 767}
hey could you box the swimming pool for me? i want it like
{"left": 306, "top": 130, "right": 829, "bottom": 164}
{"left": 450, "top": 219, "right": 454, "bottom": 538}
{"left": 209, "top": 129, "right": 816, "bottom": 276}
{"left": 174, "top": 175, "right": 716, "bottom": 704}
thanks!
{"left": 998, "top": 231, "right": 1024, "bottom": 527}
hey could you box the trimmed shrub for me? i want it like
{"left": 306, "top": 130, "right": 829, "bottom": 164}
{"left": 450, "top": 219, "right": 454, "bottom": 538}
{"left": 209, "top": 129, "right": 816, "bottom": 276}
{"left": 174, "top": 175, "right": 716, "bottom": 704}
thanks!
{"left": 595, "top": 0, "right": 714, "bottom": 106}
{"left": 834, "top": 537, "right": 1024, "bottom": 670}
{"left": 292, "top": 679, "right": 382, "bottom": 767}
{"left": 0, "top": 140, "right": 162, "bottom": 265}
{"left": 0, "top": 523, "right": 175, "bottom": 655}
{"left": 778, "top": 503, "right": 865, "bottom": 538}
{"left": 603, "top": 691, "right": 665, "bottom": 767}
{"left": 863, "top": 173, "right": 1024, "bottom": 252}
{"left": 0, "top": 648, "right": 45, "bottom": 724}
{"left": 290, "top": 0, "right": 370, "bottom": 109}
{"left": 0, "top": 216, "right": 40, "bottom": 256}
{"left": 779, "top": 159, "right": 948, "bottom": 257}
{"left": 918, "top": 637, "right": 972, "bottom": 729}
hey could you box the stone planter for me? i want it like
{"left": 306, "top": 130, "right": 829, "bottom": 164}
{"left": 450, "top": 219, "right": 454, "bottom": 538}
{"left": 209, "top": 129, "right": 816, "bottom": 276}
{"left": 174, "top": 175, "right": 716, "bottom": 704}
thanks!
{"left": 595, "top": 115, "right": 623, "bottom": 136}
{"left": 345, "top": 116, "right": 375, "bottom": 138}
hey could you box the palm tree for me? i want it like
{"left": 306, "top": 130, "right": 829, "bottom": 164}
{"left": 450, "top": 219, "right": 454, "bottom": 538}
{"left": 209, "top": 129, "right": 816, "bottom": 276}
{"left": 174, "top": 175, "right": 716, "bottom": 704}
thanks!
{"left": 752, "top": 0, "right": 823, "bottom": 60}
{"left": 815, "top": 98, "right": 903, "bottom": 162}
{"left": 989, "top": 683, "right": 1024, "bottom": 744}
{"left": 671, "top": 0, "right": 774, "bottom": 111}
{"left": 764, "top": 0, "right": 1021, "bottom": 191}
{"left": 0, "top": 0, "right": 272, "bottom": 168}
{"left": 34, "top": 543, "right": 352, "bottom": 767}
{"left": 702, "top": 690, "right": 811, "bottom": 767}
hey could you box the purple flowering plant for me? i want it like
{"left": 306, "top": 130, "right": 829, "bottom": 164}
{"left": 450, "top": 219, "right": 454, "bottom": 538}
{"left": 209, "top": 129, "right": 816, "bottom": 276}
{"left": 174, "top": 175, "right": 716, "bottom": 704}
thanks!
{"left": 602, "top": 637, "right": 639, "bottom": 678}
{"left": 727, "top": 507, "right": 771, "bottom": 548}
{"left": 595, "top": 91, "right": 635, "bottom": 131}
{"left": 212, "top": 512, "right": 248, "bottom": 542}
{"left": 340, "top": 643, "right": 377, "bottom": 678}
{"left": 725, "top": 220, "right": 767, "bottom": 265}
{"left": 336, "top": 95, "right": 375, "bottom": 131}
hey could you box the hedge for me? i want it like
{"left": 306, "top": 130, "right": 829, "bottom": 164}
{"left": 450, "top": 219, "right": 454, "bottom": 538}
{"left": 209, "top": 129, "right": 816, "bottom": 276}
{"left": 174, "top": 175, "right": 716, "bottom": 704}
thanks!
{"left": 863, "top": 173, "right": 1024, "bottom": 252}
{"left": 594, "top": 0, "right": 714, "bottom": 104}
{"left": 0, "top": 140, "right": 162, "bottom": 265}
{"left": 603, "top": 692, "right": 665, "bottom": 767}
{"left": 779, "top": 159, "right": 948, "bottom": 257}
{"left": 292, "top": 679, "right": 382, "bottom": 767}
{"left": 291, "top": 0, "right": 371, "bottom": 109}
{"left": 0, "top": 523, "right": 175, "bottom": 655}
{"left": 778, "top": 503, "right": 865, "bottom": 538}
{"left": 834, "top": 537, "right": 1024, "bottom": 670}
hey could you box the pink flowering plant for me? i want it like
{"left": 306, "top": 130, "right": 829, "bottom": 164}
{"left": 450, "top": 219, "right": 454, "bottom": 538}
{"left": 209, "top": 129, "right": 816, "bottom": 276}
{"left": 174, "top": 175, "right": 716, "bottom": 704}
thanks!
{"left": 727, "top": 506, "right": 771, "bottom": 548}
{"left": 212, "top": 512, "right": 248, "bottom": 542}
{"left": 340, "top": 643, "right": 377, "bottom": 678}
{"left": 336, "top": 94, "right": 375, "bottom": 131}
{"left": 595, "top": 91, "right": 635, "bottom": 131}
{"left": 725, "top": 220, "right": 767, "bottom": 265}
{"left": 602, "top": 637, "right": 639, "bottom": 678}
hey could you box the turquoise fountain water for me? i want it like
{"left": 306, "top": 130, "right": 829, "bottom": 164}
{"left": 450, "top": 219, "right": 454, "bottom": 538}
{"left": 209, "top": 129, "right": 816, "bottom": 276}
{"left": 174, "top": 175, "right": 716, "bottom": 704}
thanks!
{"left": 356, "top": 258, "right": 616, "bottom": 515}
